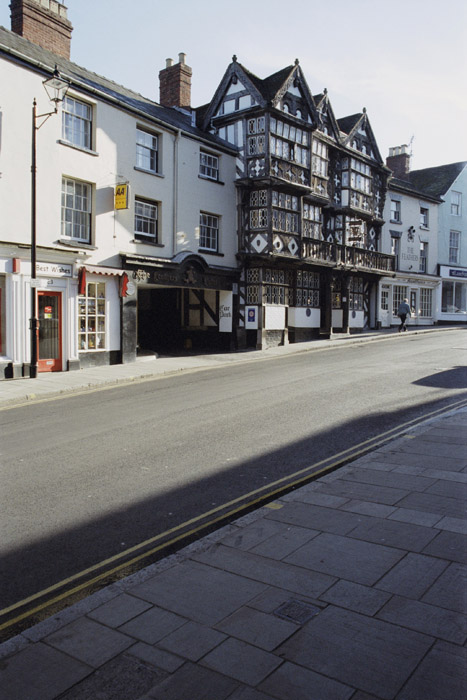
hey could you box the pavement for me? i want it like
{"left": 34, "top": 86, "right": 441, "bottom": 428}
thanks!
{"left": 0, "top": 326, "right": 466, "bottom": 699}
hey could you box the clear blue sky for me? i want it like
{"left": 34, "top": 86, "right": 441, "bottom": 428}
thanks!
{"left": 1, "top": 0, "right": 465, "bottom": 170}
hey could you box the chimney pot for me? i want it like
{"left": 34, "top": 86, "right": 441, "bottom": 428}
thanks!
{"left": 386, "top": 144, "right": 411, "bottom": 180}
{"left": 159, "top": 53, "right": 192, "bottom": 109}
{"left": 178, "top": 52, "right": 186, "bottom": 64}
{"left": 166, "top": 58, "right": 173, "bottom": 68}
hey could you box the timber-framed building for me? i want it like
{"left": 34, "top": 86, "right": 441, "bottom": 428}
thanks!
{"left": 198, "top": 57, "right": 395, "bottom": 348}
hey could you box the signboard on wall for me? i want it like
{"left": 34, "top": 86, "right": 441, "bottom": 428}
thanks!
{"left": 245, "top": 305, "right": 258, "bottom": 329}
{"left": 115, "top": 184, "right": 129, "bottom": 210}
{"left": 219, "top": 291, "right": 233, "bottom": 332}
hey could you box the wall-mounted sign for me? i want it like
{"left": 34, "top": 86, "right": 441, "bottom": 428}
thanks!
{"left": 245, "top": 305, "right": 258, "bottom": 329}
{"left": 115, "top": 184, "right": 129, "bottom": 210}
{"left": 219, "top": 291, "right": 233, "bottom": 332}
{"left": 36, "top": 263, "right": 72, "bottom": 277}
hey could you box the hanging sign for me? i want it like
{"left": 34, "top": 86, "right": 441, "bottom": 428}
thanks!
{"left": 115, "top": 184, "right": 129, "bottom": 210}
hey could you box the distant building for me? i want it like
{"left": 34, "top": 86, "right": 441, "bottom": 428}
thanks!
{"left": 381, "top": 147, "right": 466, "bottom": 327}
{"left": 198, "top": 57, "right": 394, "bottom": 349}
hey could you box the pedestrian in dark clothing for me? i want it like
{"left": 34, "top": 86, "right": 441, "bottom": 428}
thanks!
{"left": 397, "top": 298, "right": 411, "bottom": 332}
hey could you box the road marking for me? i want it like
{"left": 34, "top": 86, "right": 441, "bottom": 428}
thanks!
{"left": 1, "top": 396, "right": 467, "bottom": 634}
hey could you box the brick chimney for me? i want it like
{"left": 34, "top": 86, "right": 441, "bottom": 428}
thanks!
{"left": 159, "top": 53, "right": 192, "bottom": 109}
{"left": 386, "top": 145, "right": 411, "bottom": 180}
{"left": 10, "top": 0, "right": 73, "bottom": 60}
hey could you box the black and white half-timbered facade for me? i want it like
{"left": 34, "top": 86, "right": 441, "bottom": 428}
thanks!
{"left": 198, "top": 57, "right": 395, "bottom": 348}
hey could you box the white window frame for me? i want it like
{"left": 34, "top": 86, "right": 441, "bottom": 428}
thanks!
{"left": 135, "top": 197, "right": 158, "bottom": 243}
{"left": 199, "top": 212, "right": 219, "bottom": 252}
{"left": 61, "top": 177, "right": 92, "bottom": 243}
{"left": 420, "top": 288, "right": 432, "bottom": 317}
{"left": 62, "top": 95, "right": 92, "bottom": 150}
{"left": 419, "top": 242, "right": 428, "bottom": 273}
{"left": 200, "top": 151, "right": 219, "bottom": 181}
{"left": 136, "top": 127, "right": 159, "bottom": 173}
{"left": 449, "top": 230, "right": 460, "bottom": 264}
{"left": 420, "top": 207, "right": 429, "bottom": 228}
{"left": 451, "top": 191, "right": 461, "bottom": 216}
{"left": 390, "top": 199, "right": 401, "bottom": 222}
{"left": 78, "top": 281, "right": 106, "bottom": 351}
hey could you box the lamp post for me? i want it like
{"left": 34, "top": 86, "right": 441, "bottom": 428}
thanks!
{"left": 30, "top": 66, "right": 69, "bottom": 378}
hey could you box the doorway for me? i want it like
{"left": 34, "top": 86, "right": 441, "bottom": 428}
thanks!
{"left": 37, "top": 291, "right": 62, "bottom": 371}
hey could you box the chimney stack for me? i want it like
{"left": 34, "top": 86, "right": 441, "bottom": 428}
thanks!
{"left": 386, "top": 145, "right": 411, "bottom": 180}
{"left": 159, "top": 53, "right": 192, "bottom": 109}
{"left": 10, "top": 0, "right": 73, "bottom": 60}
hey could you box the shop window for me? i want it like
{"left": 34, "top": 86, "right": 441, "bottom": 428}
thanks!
{"left": 420, "top": 289, "right": 432, "bottom": 317}
{"left": 393, "top": 285, "right": 408, "bottom": 316}
{"left": 0, "top": 275, "right": 5, "bottom": 355}
{"left": 78, "top": 282, "right": 106, "bottom": 351}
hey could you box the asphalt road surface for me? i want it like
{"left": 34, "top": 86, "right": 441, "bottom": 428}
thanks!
{"left": 1, "top": 330, "right": 466, "bottom": 624}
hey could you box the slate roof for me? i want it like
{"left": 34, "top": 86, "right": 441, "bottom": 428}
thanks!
{"left": 408, "top": 162, "right": 467, "bottom": 198}
{"left": 337, "top": 113, "right": 362, "bottom": 135}
{"left": 389, "top": 176, "right": 442, "bottom": 203}
{"left": 0, "top": 25, "right": 236, "bottom": 153}
{"left": 237, "top": 63, "right": 295, "bottom": 103}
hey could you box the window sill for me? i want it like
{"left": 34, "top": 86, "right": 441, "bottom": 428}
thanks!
{"left": 198, "top": 175, "right": 225, "bottom": 185}
{"left": 389, "top": 219, "right": 402, "bottom": 225}
{"left": 132, "top": 239, "right": 164, "bottom": 247}
{"left": 58, "top": 238, "right": 97, "bottom": 250}
{"left": 419, "top": 225, "right": 430, "bottom": 231}
{"left": 199, "top": 248, "right": 224, "bottom": 257}
{"left": 134, "top": 166, "right": 164, "bottom": 178}
{"left": 58, "top": 139, "right": 99, "bottom": 156}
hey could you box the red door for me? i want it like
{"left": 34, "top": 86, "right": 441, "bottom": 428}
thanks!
{"left": 37, "top": 291, "right": 62, "bottom": 372}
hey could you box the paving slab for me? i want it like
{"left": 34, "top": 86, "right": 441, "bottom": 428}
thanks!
{"left": 201, "top": 637, "right": 282, "bottom": 685}
{"left": 129, "top": 560, "right": 268, "bottom": 625}
{"left": 340, "top": 467, "right": 437, "bottom": 492}
{"left": 192, "top": 543, "right": 337, "bottom": 598}
{"left": 377, "top": 594, "right": 467, "bottom": 644}
{"left": 276, "top": 605, "right": 434, "bottom": 700}
{"left": 258, "top": 660, "right": 354, "bottom": 700}
{"left": 44, "top": 617, "right": 134, "bottom": 668}
{"left": 157, "top": 621, "right": 226, "bottom": 661}
{"left": 311, "top": 479, "right": 410, "bottom": 504}
{"left": 375, "top": 552, "right": 448, "bottom": 599}
{"left": 87, "top": 593, "right": 153, "bottom": 628}
{"left": 395, "top": 491, "right": 466, "bottom": 518}
{"left": 422, "top": 530, "right": 467, "bottom": 563}
{"left": 0, "top": 642, "right": 92, "bottom": 700}
{"left": 214, "top": 606, "right": 296, "bottom": 651}
{"left": 284, "top": 532, "right": 405, "bottom": 585}
{"left": 421, "top": 561, "right": 467, "bottom": 613}
{"left": 319, "top": 579, "right": 391, "bottom": 615}
{"left": 348, "top": 517, "right": 438, "bottom": 552}
{"left": 118, "top": 606, "right": 187, "bottom": 645}
{"left": 146, "top": 662, "right": 239, "bottom": 699}
{"left": 263, "top": 500, "right": 374, "bottom": 533}
{"left": 397, "top": 641, "right": 467, "bottom": 700}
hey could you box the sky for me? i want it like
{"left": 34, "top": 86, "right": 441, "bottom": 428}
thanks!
{"left": 1, "top": 0, "right": 466, "bottom": 170}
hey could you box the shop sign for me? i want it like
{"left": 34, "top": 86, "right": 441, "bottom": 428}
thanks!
{"left": 36, "top": 263, "right": 72, "bottom": 277}
{"left": 245, "top": 305, "right": 258, "bottom": 329}
{"left": 115, "top": 184, "right": 129, "bottom": 210}
{"left": 450, "top": 269, "right": 467, "bottom": 278}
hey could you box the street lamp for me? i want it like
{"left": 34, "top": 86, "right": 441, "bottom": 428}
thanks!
{"left": 30, "top": 66, "right": 69, "bottom": 378}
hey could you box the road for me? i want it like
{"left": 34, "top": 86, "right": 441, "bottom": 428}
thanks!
{"left": 1, "top": 330, "right": 466, "bottom": 627}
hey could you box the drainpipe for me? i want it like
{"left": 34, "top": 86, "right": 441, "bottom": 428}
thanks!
{"left": 173, "top": 129, "right": 181, "bottom": 253}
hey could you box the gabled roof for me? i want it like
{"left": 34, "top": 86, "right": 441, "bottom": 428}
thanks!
{"left": 313, "top": 91, "right": 340, "bottom": 141}
{"left": 0, "top": 26, "right": 235, "bottom": 153}
{"left": 337, "top": 110, "right": 383, "bottom": 163}
{"left": 408, "top": 162, "right": 467, "bottom": 198}
{"left": 198, "top": 58, "right": 318, "bottom": 129}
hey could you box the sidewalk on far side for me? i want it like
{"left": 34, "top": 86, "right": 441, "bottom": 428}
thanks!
{"left": 1, "top": 326, "right": 462, "bottom": 409}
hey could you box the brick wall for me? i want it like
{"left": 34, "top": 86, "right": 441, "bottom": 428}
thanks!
{"left": 159, "top": 55, "right": 192, "bottom": 108}
{"left": 10, "top": 0, "right": 73, "bottom": 59}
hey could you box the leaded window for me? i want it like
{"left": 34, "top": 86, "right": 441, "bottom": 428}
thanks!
{"left": 295, "top": 270, "right": 320, "bottom": 307}
{"left": 302, "top": 202, "right": 322, "bottom": 238}
{"left": 349, "top": 277, "right": 364, "bottom": 310}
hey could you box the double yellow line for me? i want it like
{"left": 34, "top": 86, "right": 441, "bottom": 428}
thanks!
{"left": 1, "top": 397, "right": 466, "bottom": 636}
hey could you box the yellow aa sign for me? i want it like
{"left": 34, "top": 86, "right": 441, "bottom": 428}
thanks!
{"left": 115, "top": 184, "right": 129, "bottom": 210}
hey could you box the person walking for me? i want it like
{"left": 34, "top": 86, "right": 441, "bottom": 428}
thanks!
{"left": 397, "top": 298, "right": 411, "bottom": 332}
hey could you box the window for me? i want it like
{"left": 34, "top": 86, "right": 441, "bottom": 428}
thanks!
{"left": 264, "top": 268, "right": 289, "bottom": 305}
{"left": 200, "top": 151, "right": 219, "bottom": 180}
{"left": 295, "top": 270, "right": 319, "bottom": 307}
{"left": 349, "top": 277, "right": 364, "bottom": 311}
{"left": 78, "top": 282, "right": 106, "bottom": 351}
{"left": 61, "top": 177, "right": 91, "bottom": 242}
{"left": 442, "top": 281, "right": 467, "bottom": 313}
{"left": 420, "top": 207, "right": 429, "bottom": 227}
{"left": 135, "top": 198, "right": 158, "bottom": 243}
{"left": 199, "top": 213, "right": 219, "bottom": 251}
{"left": 393, "top": 285, "right": 408, "bottom": 315}
{"left": 390, "top": 199, "right": 401, "bottom": 222}
{"left": 451, "top": 191, "right": 461, "bottom": 216}
{"left": 391, "top": 236, "right": 400, "bottom": 270}
{"left": 419, "top": 242, "right": 428, "bottom": 273}
{"left": 449, "top": 231, "right": 460, "bottom": 264}
{"left": 136, "top": 127, "right": 159, "bottom": 173}
{"left": 62, "top": 96, "right": 92, "bottom": 149}
{"left": 272, "top": 191, "right": 299, "bottom": 234}
{"left": 302, "top": 202, "right": 322, "bottom": 238}
{"left": 380, "top": 288, "right": 389, "bottom": 311}
{"left": 420, "top": 289, "right": 432, "bottom": 317}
